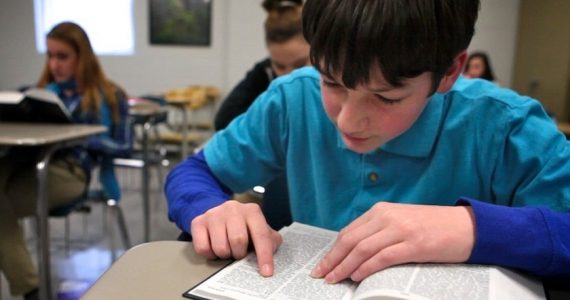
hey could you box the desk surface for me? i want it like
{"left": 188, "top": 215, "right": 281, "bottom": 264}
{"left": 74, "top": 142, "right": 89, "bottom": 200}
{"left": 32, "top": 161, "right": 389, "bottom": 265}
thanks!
{"left": 84, "top": 241, "right": 570, "bottom": 300}
{"left": 0, "top": 123, "right": 105, "bottom": 146}
{"left": 82, "top": 241, "right": 230, "bottom": 299}
{"left": 129, "top": 105, "right": 169, "bottom": 117}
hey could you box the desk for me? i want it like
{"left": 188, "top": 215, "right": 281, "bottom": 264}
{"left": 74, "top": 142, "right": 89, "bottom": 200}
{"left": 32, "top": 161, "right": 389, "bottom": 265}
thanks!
{"left": 0, "top": 123, "right": 106, "bottom": 300}
{"left": 127, "top": 106, "right": 168, "bottom": 242}
{"left": 165, "top": 98, "right": 191, "bottom": 160}
{"left": 84, "top": 241, "right": 570, "bottom": 300}
{"left": 165, "top": 88, "right": 219, "bottom": 160}
{"left": 82, "top": 241, "right": 230, "bottom": 299}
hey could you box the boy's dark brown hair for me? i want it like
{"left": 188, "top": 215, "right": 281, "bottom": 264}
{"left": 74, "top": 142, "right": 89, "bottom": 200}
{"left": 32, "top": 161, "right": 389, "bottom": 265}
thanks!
{"left": 303, "top": 0, "right": 480, "bottom": 93}
{"left": 263, "top": 0, "right": 304, "bottom": 44}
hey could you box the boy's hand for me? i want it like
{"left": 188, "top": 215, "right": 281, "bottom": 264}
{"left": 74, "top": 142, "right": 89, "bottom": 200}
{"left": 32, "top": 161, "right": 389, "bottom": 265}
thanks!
{"left": 191, "top": 200, "right": 283, "bottom": 277}
{"left": 311, "top": 202, "right": 475, "bottom": 283}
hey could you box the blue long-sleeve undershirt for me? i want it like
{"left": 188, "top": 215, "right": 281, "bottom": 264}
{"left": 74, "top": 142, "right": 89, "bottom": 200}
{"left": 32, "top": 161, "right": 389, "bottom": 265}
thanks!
{"left": 165, "top": 152, "right": 570, "bottom": 277}
{"left": 165, "top": 151, "right": 232, "bottom": 233}
{"left": 461, "top": 197, "right": 570, "bottom": 277}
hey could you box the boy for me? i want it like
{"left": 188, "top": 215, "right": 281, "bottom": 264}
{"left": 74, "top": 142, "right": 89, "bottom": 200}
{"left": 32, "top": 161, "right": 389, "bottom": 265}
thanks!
{"left": 166, "top": 0, "right": 570, "bottom": 284}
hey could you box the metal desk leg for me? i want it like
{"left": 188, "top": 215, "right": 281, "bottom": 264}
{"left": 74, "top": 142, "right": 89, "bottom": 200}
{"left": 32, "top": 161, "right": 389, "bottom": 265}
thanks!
{"left": 142, "top": 121, "right": 151, "bottom": 242}
{"left": 36, "top": 146, "right": 57, "bottom": 300}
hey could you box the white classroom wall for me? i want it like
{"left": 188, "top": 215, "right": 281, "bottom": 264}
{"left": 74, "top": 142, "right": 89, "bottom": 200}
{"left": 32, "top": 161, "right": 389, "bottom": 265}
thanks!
{"left": 0, "top": 0, "right": 518, "bottom": 97}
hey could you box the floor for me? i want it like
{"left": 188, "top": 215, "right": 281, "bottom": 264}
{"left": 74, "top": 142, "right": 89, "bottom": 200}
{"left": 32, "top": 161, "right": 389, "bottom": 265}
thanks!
{"left": 1, "top": 155, "right": 182, "bottom": 300}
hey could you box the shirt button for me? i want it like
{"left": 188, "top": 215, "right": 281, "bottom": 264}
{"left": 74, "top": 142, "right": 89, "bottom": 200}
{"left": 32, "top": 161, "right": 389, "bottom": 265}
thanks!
{"left": 368, "top": 172, "right": 379, "bottom": 183}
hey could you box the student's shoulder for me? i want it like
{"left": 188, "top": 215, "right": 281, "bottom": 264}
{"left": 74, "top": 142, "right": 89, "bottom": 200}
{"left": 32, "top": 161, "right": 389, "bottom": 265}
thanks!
{"left": 258, "top": 67, "right": 321, "bottom": 113}
{"left": 451, "top": 76, "right": 543, "bottom": 116}
{"left": 269, "top": 66, "right": 321, "bottom": 89}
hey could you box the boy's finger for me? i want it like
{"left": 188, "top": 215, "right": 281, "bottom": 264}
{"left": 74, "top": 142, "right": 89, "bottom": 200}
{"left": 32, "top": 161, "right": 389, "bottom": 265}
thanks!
{"left": 191, "top": 219, "right": 217, "bottom": 259}
{"left": 311, "top": 219, "right": 383, "bottom": 279}
{"left": 208, "top": 217, "right": 232, "bottom": 259}
{"left": 350, "top": 242, "right": 413, "bottom": 282}
{"left": 324, "top": 227, "right": 402, "bottom": 283}
{"left": 247, "top": 216, "right": 278, "bottom": 277}
{"left": 339, "top": 208, "right": 374, "bottom": 234}
{"left": 226, "top": 217, "right": 250, "bottom": 259}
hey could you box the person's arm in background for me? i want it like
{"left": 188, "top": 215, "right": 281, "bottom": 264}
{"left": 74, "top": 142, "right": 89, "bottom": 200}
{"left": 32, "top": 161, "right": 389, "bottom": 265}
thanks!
{"left": 86, "top": 88, "right": 133, "bottom": 158}
{"left": 214, "top": 59, "right": 273, "bottom": 130}
{"left": 460, "top": 197, "right": 570, "bottom": 277}
{"left": 165, "top": 150, "right": 233, "bottom": 234}
{"left": 87, "top": 87, "right": 133, "bottom": 199}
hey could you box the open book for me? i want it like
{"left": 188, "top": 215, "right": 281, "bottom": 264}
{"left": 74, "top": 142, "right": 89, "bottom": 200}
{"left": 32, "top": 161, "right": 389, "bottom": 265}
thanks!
{"left": 0, "top": 88, "right": 71, "bottom": 123}
{"left": 184, "top": 222, "right": 545, "bottom": 300}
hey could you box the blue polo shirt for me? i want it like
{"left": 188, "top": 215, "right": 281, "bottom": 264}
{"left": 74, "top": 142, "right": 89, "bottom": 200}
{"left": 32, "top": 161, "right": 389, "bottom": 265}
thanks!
{"left": 204, "top": 67, "right": 570, "bottom": 231}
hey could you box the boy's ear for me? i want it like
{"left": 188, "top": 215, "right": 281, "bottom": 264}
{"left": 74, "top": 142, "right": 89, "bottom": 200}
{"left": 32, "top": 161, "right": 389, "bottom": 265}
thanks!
{"left": 436, "top": 50, "right": 468, "bottom": 93}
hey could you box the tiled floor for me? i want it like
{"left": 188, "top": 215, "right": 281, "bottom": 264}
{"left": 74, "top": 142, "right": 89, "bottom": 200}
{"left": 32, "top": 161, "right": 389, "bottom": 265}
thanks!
{"left": 1, "top": 158, "right": 182, "bottom": 300}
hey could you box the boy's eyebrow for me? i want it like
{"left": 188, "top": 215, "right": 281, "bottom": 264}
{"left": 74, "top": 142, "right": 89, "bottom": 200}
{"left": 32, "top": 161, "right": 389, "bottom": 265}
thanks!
{"left": 368, "top": 86, "right": 393, "bottom": 93}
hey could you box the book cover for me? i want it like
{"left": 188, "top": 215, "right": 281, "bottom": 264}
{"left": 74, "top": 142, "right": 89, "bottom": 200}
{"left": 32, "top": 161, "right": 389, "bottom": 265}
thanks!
{"left": 0, "top": 88, "right": 71, "bottom": 123}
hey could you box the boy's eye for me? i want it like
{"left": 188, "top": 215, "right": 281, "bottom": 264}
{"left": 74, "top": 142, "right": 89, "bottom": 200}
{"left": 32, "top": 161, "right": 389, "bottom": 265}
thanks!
{"left": 322, "top": 80, "right": 342, "bottom": 88}
{"left": 375, "top": 94, "right": 402, "bottom": 105}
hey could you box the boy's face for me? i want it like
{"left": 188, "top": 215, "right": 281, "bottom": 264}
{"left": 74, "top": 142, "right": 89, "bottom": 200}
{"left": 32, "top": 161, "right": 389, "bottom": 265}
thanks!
{"left": 320, "top": 67, "right": 434, "bottom": 153}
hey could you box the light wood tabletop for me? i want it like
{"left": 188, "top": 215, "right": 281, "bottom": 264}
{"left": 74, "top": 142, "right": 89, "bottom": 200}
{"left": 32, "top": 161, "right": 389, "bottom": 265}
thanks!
{"left": 0, "top": 123, "right": 105, "bottom": 145}
{"left": 82, "top": 241, "right": 231, "bottom": 299}
{"left": 0, "top": 122, "right": 106, "bottom": 300}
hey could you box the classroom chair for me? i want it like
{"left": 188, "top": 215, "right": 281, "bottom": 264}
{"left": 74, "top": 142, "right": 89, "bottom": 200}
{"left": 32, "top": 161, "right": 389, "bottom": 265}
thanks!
{"left": 113, "top": 95, "right": 170, "bottom": 211}
{"left": 49, "top": 165, "right": 131, "bottom": 261}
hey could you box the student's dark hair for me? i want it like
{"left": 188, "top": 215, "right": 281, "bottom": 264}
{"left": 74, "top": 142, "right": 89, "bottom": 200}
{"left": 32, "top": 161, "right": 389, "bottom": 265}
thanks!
{"left": 262, "top": 0, "right": 304, "bottom": 44}
{"left": 303, "top": 0, "right": 480, "bottom": 93}
{"left": 465, "top": 51, "right": 495, "bottom": 81}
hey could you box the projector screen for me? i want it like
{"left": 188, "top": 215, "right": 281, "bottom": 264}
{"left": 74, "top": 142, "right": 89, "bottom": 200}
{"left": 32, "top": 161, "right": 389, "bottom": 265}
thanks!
{"left": 34, "top": 0, "right": 135, "bottom": 56}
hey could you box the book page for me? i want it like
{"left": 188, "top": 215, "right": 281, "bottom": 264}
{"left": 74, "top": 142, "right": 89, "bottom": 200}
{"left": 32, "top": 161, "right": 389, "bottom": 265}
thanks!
{"left": 186, "top": 222, "right": 357, "bottom": 300}
{"left": 489, "top": 267, "right": 544, "bottom": 300}
{"left": 353, "top": 264, "right": 544, "bottom": 300}
{"left": 25, "top": 88, "right": 71, "bottom": 119}
{"left": 25, "top": 88, "right": 61, "bottom": 104}
{"left": 0, "top": 88, "right": 71, "bottom": 123}
{"left": 0, "top": 91, "right": 25, "bottom": 104}
{"left": 351, "top": 264, "right": 420, "bottom": 300}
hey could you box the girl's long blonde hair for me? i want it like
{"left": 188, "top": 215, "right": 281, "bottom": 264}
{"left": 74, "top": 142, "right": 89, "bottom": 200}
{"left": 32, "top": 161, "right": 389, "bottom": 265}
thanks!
{"left": 36, "top": 22, "right": 120, "bottom": 123}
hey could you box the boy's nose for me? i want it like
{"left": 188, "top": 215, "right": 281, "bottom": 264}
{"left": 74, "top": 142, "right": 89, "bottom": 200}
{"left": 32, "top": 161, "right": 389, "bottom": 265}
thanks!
{"left": 337, "top": 93, "right": 370, "bottom": 133}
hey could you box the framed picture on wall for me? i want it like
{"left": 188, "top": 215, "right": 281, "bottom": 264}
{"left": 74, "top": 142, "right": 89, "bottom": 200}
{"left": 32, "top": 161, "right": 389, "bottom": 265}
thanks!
{"left": 149, "top": 0, "right": 212, "bottom": 46}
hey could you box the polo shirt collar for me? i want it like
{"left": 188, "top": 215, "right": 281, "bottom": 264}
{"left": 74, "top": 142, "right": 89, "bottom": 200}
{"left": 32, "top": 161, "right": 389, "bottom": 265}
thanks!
{"left": 336, "top": 92, "right": 445, "bottom": 158}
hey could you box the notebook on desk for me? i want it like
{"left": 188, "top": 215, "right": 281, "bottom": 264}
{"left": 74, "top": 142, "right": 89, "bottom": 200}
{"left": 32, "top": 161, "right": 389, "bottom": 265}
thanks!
{"left": 0, "top": 88, "right": 71, "bottom": 123}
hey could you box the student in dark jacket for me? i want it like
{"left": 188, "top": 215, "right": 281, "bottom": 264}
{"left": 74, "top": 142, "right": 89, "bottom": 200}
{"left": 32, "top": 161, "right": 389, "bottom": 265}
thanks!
{"left": 213, "top": 0, "right": 309, "bottom": 230}
{"left": 214, "top": 0, "right": 309, "bottom": 130}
